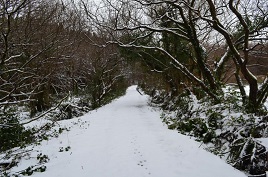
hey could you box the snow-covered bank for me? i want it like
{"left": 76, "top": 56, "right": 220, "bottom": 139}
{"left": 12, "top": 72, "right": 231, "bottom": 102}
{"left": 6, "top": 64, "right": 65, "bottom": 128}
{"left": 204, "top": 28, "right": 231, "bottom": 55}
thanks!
{"left": 5, "top": 86, "right": 246, "bottom": 177}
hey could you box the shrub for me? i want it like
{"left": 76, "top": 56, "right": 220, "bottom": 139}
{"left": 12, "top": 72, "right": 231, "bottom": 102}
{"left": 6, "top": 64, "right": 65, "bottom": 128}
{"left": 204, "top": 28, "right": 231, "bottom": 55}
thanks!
{"left": 0, "top": 109, "right": 34, "bottom": 152}
{"left": 229, "top": 137, "right": 267, "bottom": 174}
{"left": 158, "top": 87, "right": 268, "bottom": 175}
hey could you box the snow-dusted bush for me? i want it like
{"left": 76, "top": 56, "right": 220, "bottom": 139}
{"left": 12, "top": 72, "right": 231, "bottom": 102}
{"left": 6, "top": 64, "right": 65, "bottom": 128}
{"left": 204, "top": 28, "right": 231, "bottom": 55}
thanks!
{"left": 0, "top": 108, "right": 34, "bottom": 152}
{"left": 154, "top": 87, "right": 268, "bottom": 175}
{"left": 55, "top": 96, "right": 91, "bottom": 121}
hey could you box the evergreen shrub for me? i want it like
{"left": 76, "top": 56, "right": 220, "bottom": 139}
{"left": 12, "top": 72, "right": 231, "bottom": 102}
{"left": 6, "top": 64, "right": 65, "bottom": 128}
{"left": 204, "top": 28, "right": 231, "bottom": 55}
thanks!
{"left": 0, "top": 110, "right": 33, "bottom": 152}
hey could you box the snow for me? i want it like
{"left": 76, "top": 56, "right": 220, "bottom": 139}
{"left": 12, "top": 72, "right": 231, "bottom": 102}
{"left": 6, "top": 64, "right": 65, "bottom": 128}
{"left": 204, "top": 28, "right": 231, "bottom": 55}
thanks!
{"left": 259, "top": 138, "right": 268, "bottom": 148}
{"left": 9, "top": 86, "right": 246, "bottom": 177}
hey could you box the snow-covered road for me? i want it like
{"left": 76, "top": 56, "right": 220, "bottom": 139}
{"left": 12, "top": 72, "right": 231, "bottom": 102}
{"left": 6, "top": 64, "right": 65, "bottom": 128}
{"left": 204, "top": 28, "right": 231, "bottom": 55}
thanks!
{"left": 13, "top": 86, "right": 246, "bottom": 177}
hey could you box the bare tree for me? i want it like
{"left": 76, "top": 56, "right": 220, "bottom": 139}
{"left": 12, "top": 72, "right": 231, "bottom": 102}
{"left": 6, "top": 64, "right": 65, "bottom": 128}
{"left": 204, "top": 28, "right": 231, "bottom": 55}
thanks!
{"left": 0, "top": 0, "right": 87, "bottom": 113}
{"left": 73, "top": 31, "right": 127, "bottom": 108}
{"left": 204, "top": 0, "right": 268, "bottom": 111}
{"left": 83, "top": 0, "right": 268, "bottom": 112}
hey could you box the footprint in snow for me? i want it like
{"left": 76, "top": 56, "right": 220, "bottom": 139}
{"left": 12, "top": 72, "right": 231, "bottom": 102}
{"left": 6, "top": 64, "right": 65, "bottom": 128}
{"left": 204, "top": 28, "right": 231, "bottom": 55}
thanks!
{"left": 137, "top": 160, "right": 151, "bottom": 175}
{"left": 131, "top": 137, "right": 151, "bottom": 175}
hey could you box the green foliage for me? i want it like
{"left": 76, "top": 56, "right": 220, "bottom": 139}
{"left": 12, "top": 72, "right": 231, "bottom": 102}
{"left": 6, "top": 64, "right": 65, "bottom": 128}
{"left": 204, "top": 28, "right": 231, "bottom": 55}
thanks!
{"left": 20, "top": 165, "right": 47, "bottom": 176}
{"left": 0, "top": 109, "right": 34, "bottom": 152}
{"left": 207, "top": 111, "right": 223, "bottom": 129}
{"left": 181, "top": 118, "right": 208, "bottom": 138}
{"left": 228, "top": 137, "right": 267, "bottom": 174}
{"left": 157, "top": 86, "right": 268, "bottom": 174}
{"left": 163, "top": 94, "right": 214, "bottom": 142}
{"left": 59, "top": 146, "right": 71, "bottom": 152}
{"left": 203, "top": 130, "right": 216, "bottom": 144}
{"left": 174, "top": 95, "right": 193, "bottom": 117}
{"left": 37, "top": 153, "right": 49, "bottom": 164}
{"left": 192, "top": 86, "right": 207, "bottom": 100}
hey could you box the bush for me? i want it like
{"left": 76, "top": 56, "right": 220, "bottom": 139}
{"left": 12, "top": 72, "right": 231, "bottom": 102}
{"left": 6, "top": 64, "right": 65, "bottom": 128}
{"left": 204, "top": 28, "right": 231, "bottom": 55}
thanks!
{"left": 0, "top": 109, "right": 33, "bottom": 152}
{"left": 229, "top": 137, "right": 267, "bottom": 174}
{"left": 158, "top": 87, "right": 268, "bottom": 175}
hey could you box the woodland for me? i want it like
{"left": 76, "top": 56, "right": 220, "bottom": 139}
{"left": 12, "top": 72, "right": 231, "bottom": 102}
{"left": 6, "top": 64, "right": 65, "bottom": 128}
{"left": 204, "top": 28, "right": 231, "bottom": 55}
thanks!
{"left": 0, "top": 0, "right": 267, "bottom": 176}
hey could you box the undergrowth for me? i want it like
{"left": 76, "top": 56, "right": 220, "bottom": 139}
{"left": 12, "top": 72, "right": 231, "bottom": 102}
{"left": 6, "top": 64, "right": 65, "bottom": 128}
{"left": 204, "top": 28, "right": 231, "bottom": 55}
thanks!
{"left": 148, "top": 86, "right": 268, "bottom": 175}
{"left": 0, "top": 86, "right": 128, "bottom": 176}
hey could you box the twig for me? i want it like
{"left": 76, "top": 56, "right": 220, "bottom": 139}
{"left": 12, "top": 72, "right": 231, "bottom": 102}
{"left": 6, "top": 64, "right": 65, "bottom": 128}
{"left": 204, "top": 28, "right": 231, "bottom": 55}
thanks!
{"left": 20, "top": 94, "right": 70, "bottom": 126}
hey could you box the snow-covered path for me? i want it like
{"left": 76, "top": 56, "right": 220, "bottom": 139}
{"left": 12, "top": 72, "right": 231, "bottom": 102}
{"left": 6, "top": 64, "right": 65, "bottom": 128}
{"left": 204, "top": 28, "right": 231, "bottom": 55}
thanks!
{"left": 13, "top": 86, "right": 246, "bottom": 177}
